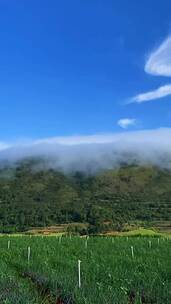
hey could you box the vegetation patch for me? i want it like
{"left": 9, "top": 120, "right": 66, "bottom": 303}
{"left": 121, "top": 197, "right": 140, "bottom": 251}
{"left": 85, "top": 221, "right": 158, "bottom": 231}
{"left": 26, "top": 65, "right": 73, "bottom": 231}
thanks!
{"left": 0, "top": 235, "right": 170, "bottom": 303}
{"left": 0, "top": 162, "right": 171, "bottom": 234}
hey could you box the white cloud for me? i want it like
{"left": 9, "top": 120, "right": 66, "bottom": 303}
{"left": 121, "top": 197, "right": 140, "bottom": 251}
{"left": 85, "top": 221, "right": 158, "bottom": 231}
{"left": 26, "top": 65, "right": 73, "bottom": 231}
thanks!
{"left": 131, "top": 83, "right": 171, "bottom": 103}
{"left": 145, "top": 36, "right": 171, "bottom": 76}
{"left": 117, "top": 118, "right": 137, "bottom": 128}
{"left": 1, "top": 128, "right": 171, "bottom": 172}
{"left": 2, "top": 128, "right": 171, "bottom": 149}
{"left": 0, "top": 142, "right": 10, "bottom": 151}
{"left": 130, "top": 36, "right": 171, "bottom": 103}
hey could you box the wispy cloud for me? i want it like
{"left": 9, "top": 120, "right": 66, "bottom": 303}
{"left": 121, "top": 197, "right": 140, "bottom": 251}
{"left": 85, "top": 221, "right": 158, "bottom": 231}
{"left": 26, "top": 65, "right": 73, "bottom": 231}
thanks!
{"left": 131, "top": 83, "right": 171, "bottom": 103}
{"left": 117, "top": 118, "right": 137, "bottom": 128}
{"left": 130, "top": 35, "right": 171, "bottom": 103}
{"left": 145, "top": 36, "right": 171, "bottom": 76}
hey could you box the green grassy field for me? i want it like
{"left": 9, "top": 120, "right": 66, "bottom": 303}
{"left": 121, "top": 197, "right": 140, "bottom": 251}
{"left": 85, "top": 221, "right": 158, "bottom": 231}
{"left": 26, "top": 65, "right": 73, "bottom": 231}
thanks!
{"left": 0, "top": 236, "right": 170, "bottom": 304}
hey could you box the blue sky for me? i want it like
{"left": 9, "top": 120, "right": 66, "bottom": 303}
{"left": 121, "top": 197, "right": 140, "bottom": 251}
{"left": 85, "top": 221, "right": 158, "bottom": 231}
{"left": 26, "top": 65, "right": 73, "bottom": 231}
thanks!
{"left": 1, "top": 0, "right": 171, "bottom": 142}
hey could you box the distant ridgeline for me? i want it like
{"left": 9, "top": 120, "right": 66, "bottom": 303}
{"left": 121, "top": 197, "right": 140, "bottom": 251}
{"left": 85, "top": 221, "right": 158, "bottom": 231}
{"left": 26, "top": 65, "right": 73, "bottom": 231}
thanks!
{"left": 0, "top": 159, "right": 170, "bottom": 233}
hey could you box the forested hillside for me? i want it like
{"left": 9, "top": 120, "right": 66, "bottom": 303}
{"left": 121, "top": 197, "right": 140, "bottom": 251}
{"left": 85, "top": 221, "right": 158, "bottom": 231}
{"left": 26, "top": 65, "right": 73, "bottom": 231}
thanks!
{"left": 0, "top": 159, "right": 171, "bottom": 233}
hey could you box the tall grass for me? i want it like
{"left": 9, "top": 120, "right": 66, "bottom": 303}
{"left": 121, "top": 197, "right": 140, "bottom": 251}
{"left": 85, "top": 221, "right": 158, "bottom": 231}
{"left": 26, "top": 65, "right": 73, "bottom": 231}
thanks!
{"left": 0, "top": 236, "right": 170, "bottom": 303}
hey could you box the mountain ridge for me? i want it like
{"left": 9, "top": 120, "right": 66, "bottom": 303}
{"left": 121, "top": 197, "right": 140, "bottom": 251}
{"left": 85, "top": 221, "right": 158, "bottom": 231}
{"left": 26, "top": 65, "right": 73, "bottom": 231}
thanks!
{"left": 0, "top": 159, "right": 170, "bottom": 233}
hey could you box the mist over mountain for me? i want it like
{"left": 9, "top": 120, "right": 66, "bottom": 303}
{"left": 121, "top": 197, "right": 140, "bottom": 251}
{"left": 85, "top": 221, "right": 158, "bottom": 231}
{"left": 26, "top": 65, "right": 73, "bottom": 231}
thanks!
{"left": 0, "top": 128, "right": 171, "bottom": 173}
{"left": 0, "top": 129, "right": 171, "bottom": 233}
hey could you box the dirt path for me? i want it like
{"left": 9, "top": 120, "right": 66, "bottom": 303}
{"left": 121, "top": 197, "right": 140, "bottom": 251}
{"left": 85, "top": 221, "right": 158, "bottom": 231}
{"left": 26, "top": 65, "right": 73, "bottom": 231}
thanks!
{"left": 9, "top": 262, "right": 74, "bottom": 304}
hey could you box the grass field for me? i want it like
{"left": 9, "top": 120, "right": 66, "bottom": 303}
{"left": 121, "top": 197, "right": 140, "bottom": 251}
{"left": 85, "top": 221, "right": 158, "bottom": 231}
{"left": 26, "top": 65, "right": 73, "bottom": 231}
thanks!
{"left": 0, "top": 236, "right": 170, "bottom": 304}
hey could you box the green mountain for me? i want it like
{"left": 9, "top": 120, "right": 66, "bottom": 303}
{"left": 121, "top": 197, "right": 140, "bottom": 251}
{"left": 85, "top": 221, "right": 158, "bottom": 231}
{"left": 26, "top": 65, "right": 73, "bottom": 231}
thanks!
{"left": 0, "top": 159, "right": 170, "bottom": 233}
